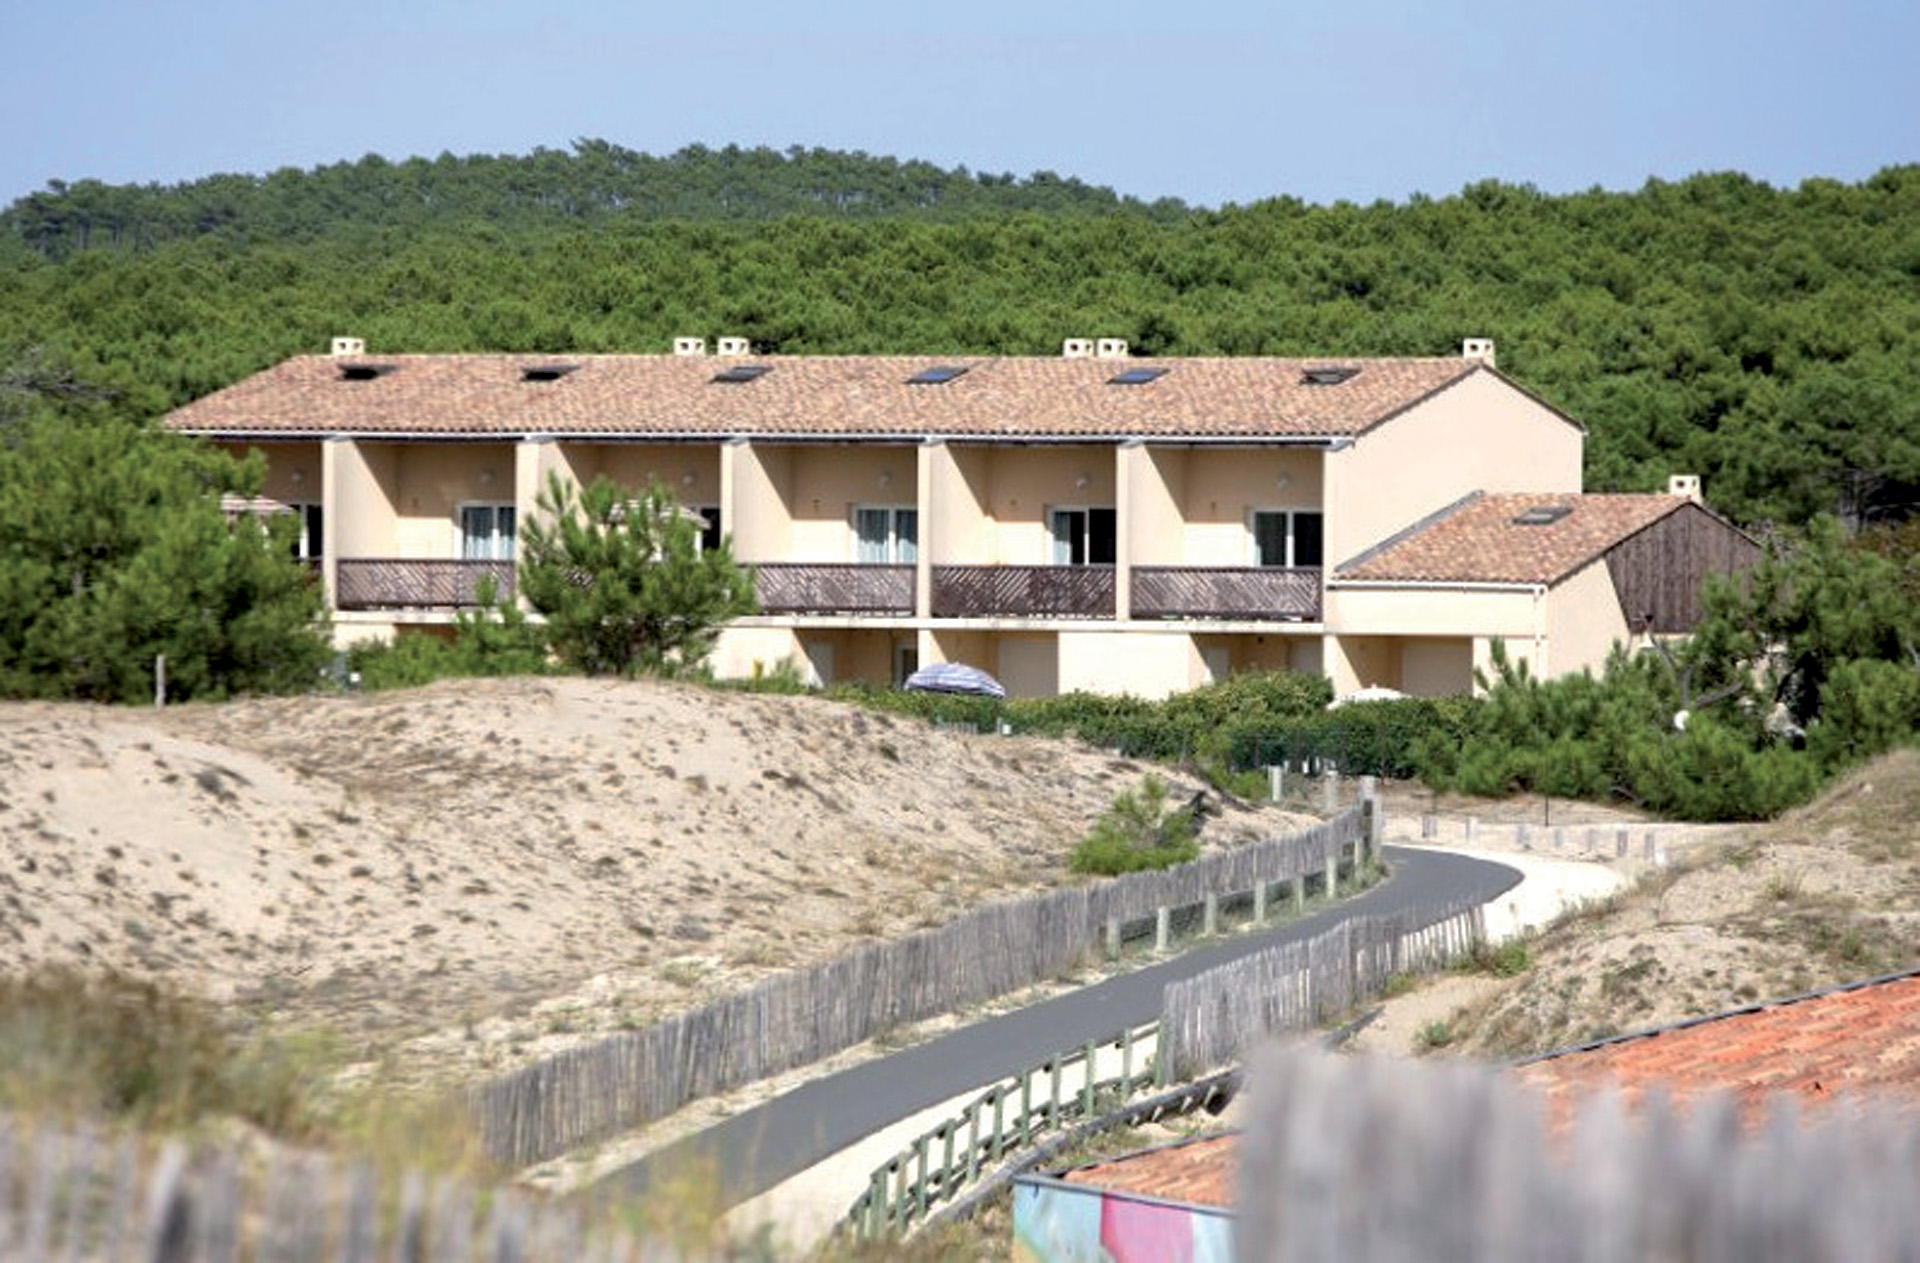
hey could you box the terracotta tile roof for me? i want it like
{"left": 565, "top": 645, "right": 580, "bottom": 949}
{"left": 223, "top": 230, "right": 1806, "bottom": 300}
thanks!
{"left": 1334, "top": 492, "right": 1686, "bottom": 586}
{"left": 1513, "top": 970, "right": 1920, "bottom": 1128}
{"left": 163, "top": 353, "right": 1487, "bottom": 441}
{"left": 1060, "top": 1132, "right": 1237, "bottom": 1209}
{"left": 1065, "top": 974, "right": 1920, "bottom": 1214}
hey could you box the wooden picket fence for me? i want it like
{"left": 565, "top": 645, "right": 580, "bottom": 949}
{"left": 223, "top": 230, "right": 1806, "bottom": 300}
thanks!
{"left": 1159, "top": 900, "right": 1484, "bottom": 1080}
{"left": 471, "top": 805, "right": 1372, "bottom": 1167}
{"left": 0, "top": 1114, "right": 642, "bottom": 1262}
{"left": 1236, "top": 1043, "right": 1920, "bottom": 1262}
{"left": 845, "top": 1022, "right": 1161, "bottom": 1241}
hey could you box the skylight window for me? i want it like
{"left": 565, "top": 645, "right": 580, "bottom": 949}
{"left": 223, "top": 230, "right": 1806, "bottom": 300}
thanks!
{"left": 1108, "top": 367, "right": 1168, "bottom": 386}
{"left": 339, "top": 363, "right": 397, "bottom": 382}
{"left": 908, "top": 365, "right": 969, "bottom": 385}
{"left": 711, "top": 364, "right": 773, "bottom": 384}
{"left": 521, "top": 365, "right": 578, "bottom": 382}
{"left": 1300, "top": 366, "right": 1361, "bottom": 386}
{"left": 1512, "top": 504, "right": 1574, "bottom": 526}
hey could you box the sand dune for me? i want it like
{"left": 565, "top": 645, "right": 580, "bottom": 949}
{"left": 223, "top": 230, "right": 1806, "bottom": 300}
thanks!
{"left": 0, "top": 677, "right": 1301, "bottom": 1086}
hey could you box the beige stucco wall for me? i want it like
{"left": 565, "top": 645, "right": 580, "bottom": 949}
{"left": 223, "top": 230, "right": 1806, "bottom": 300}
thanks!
{"left": 1400, "top": 638, "right": 1475, "bottom": 695}
{"left": 994, "top": 633, "right": 1060, "bottom": 698}
{"left": 328, "top": 439, "right": 398, "bottom": 559}
{"left": 1322, "top": 372, "right": 1582, "bottom": 567}
{"left": 1191, "top": 632, "right": 1304, "bottom": 678}
{"left": 1324, "top": 586, "right": 1544, "bottom": 695}
{"left": 712, "top": 625, "right": 806, "bottom": 681}
{"left": 1125, "top": 445, "right": 1184, "bottom": 567}
{"left": 786, "top": 446, "right": 916, "bottom": 561}
{"left": 561, "top": 443, "right": 723, "bottom": 508}
{"left": 1180, "top": 448, "right": 1324, "bottom": 565}
{"left": 925, "top": 443, "right": 992, "bottom": 564}
{"left": 221, "top": 440, "right": 322, "bottom": 506}
{"left": 983, "top": 446, "right": 1115, "bottom": 564}
{"left": 1057, "top": 630, "right": 1200, "bottom": 699}
{"left": 725, "top": 442, "right": 793, "bottom": 562}
{"left": 328, "top": 442, "right": 516, "bottom": 558}
{"left": 1543, "top": 560, "right": 1632, "bottom": 680}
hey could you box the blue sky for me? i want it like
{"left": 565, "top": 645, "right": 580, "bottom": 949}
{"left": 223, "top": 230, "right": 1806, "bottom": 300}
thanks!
{"left": 4, "top": 0, "right": 1915, "bottom": 209}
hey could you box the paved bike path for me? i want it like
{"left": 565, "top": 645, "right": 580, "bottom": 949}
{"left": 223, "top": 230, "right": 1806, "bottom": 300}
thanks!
{"left": 596, "top": 845, "right": 1521, "bottom": 1208}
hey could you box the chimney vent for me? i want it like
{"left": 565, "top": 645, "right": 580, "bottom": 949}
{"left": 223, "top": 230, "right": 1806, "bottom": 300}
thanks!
{"left": 1462, "top": 337, "right": 1496, "bottom": 366}
{"left": 673, "top": 337, "right": 707, "bottom": 357}
{"left": 1062, "top": 338, "right": 1094, "bottom": 359}
{"left": 331, "top": 336, "right": 366, "bottom": 357}
{"left": 1667, "top": 474, "right": 1702, "bottom": 503}
{"left": 1095, "top": 338, "right": 1130, "bottom": 359}
{"left": 717, "top": 335, "right": 752, "bottom": 357}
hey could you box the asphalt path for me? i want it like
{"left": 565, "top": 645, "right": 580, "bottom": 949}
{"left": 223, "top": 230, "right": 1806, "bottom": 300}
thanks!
{"left": 593, "top": 844, "right": 1521, "bottom": 1209}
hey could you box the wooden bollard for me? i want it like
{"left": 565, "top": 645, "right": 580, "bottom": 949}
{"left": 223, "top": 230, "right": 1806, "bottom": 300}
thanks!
{"left": 1155, "top": 907, "right": 1171, "bottom": 953}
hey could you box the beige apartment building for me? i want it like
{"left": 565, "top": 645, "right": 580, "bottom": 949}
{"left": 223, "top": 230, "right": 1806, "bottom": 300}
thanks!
{"left": 166, "top": 337, "right": 1757, "bottom": 699}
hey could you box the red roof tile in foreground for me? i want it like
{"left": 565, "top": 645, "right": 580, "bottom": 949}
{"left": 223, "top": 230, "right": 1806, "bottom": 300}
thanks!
{"left": 1061, "top": 1133, "right": 1237, "bottom": 1209}
{"left": 164, "top": 354, "right": 1487, "bottom": 441}
{"left": 1064, "top": 973, "right": 1920, "bottom": 1212}
{"left": 1513, "top": 971, "right": 1920, "bottom": 1127}
{"left": 1334, "top": 492, "right": 1687, "bottom": 586}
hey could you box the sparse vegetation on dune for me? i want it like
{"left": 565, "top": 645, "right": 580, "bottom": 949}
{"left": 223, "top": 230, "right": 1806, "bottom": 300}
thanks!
{"left": 1389, "top": 748, "right": 1920, "bottom": 1061}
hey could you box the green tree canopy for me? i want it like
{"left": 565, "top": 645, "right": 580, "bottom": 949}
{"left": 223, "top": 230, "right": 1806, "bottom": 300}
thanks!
{"left": 0, "top": 379, "right": 331, "bottom": 702}
{"left": 517, "top": 474, "right": 757, "bottom": 677}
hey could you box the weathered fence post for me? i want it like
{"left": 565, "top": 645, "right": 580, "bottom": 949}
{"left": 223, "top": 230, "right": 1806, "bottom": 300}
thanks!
{"left": 1253, "top": 880, "right": 1268, "bottom": 926}
{"left": 1321, "top": 772, "right": 1339, "bottom": 815}
{"left": 1293, "top": 873, "right": 1305, "bottom": 915}
{"left": 1105, "top": 915, "right": 1122, "bottom": 960}
{"left": 154, "top": 654, "right": 166, "bottom": 708}
{"left": 1268, "top": 765, "right": 1283, "bottom": 803}
{"left": 1466, "top": 816, "right": 1478, "bottom": 843}
{"left": 1083, "top": 1040, "right": 1098, "bottom": 1116}
{"left": 1323, "top": 844, "right": 1338, "bottom": 899}
{"left": 1421, "top": 812, "right": 1437, "bottom": 839}
{"left": 1203, "top": 893, "right": 1219, "bottom": 937}
{"left": 1517, "top": 822, "right": 1531, "bottom": 850}
{"left": 1155, "top": 907, "right": 1171, "bottom": 953}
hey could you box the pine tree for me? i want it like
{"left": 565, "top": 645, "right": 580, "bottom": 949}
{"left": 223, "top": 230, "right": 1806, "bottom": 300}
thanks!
{"left": 517, "top": 474, "right": 757, "bottom": 677}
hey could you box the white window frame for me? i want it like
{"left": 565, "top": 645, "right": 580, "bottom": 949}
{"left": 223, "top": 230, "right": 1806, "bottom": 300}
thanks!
{"left": 459, "top": 501, "right": 517, "bottom": 561}
{"left": 852, "top": 504, "right": 918, "bottom": 564}
{"left": 1249, "top": 508, "right": 1324, "bottom": 568}
{"left": 1048, "top": 506, "right": 1117, "bottom": 566}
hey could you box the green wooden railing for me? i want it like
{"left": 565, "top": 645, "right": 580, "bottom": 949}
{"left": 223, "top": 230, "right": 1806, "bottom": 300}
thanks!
{"left": 845, "top": 1021, "right": 1162, "bottom": 1241}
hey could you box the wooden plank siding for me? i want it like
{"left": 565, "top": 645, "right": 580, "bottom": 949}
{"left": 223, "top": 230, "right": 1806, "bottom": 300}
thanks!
{"left": 1603, "top": 503, "right": 1760, "bottom": 634}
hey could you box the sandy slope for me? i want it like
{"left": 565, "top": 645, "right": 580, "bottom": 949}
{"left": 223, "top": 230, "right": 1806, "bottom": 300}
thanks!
{"left": 0, "top": 677, "right": 1303, "bottom": 1086}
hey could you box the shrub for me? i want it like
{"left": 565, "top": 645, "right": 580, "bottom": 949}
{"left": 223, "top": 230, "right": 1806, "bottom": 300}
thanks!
{"left": 1069, "top": 774, "right": 1199, "bottom": 876}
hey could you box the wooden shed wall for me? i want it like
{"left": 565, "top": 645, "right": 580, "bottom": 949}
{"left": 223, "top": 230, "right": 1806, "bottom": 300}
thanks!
{"left": 1603, "top": 503, "right": 1760, "bottom": 634}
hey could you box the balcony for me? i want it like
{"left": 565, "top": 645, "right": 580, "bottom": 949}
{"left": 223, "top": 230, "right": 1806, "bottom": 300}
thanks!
{"left": 932, "top": 565, "right": 1116, "bottom": 619}
{"left": 754, "top": 564, "right": 914, "bottom": 616}
{"left": 335, "top": 559, "right": 516, "bottom": 611}
{"left": 1131, "top": 567, "right": 1321, "bottom": 621}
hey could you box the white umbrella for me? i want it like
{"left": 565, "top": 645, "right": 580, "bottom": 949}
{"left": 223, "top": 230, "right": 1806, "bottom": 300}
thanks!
{"left": 903, "top": 662, "right": 1008, "bottom": 699}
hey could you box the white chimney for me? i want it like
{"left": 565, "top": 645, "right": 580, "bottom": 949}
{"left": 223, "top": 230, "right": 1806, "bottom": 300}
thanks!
{"left": 717, "top": 335, "right": 751, "bottom": 357}
{"left": 1096, "top": 338, "right": 1130, "bottom": 359}
{"left": 673, "top": 336, "right": 708, "bottom": 356}
{"left": 330, "top": 336, "right": 366, "bottom": 357}
{"left": 1062, "top": 338, "right": 1094, "bottom": 359}
{"left": 1667, "top": 474, "right": 1702, "bottom": 503}
{"left": 1462, "top": 337, "right": 1496, "bottom": 366}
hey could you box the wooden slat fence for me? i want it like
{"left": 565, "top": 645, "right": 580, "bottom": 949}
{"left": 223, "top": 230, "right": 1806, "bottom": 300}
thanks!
{"left": 471, "top": 805, "right": 1373, "bottom": 1168}
{"left": 930, "top": 564, "right": 1116, "bottom": 618}
{"left": 845, "top": 1022, "right": 1161, "bottom": 1241}
{"left": 1130, "top": 566, "right": 1322, "bottom": 621}
{"left": 1237, "top": 1043, "right": 1920, "bottom": 1262}
{"left": 1160, "top": 899, "right": 1484, "bottom": 1080}
{"left": 0, "top": 1114, "right": 640, "bottom": 1262}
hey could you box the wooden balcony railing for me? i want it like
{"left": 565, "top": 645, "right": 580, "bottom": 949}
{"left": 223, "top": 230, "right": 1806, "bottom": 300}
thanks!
{"left": 931, "top": 565, "right": 1116, "bottom": 619}
{"left": 1131, "top": 566, "right": 1322, "bottom": 621}
{"left": 334, "top": 559, "right": 516, "bottom": 611}
{"left": 754, "top": 564, "right": 915, "bottom": 615}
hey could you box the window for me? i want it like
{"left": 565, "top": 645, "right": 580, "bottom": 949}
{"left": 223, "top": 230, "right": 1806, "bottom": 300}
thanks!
{"left": 711, "top": 364, "right": 773, "bottom": 384}
{"left": 291, "top": 503, "right": 323, "bottom": 562}
{"left": 1049, "top": 508, "right": 1116, "bottom": 566}
{"left": 1108, "top": 367, "right": 1168, "bottom": 385}
{"left": 694, "top": 505, "right": 723, "bottom": 554}
{"left": 460, "top": 503, "right": 517, "bottom": 561}
{"left": 908, "top": 365, "right": 969, "bottom": 385}
{"left": 854, "top": 505, "right": 918, "bottom": 563}
{"left": 1252, "top": 510, "right": 1323, "bottom": 568}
